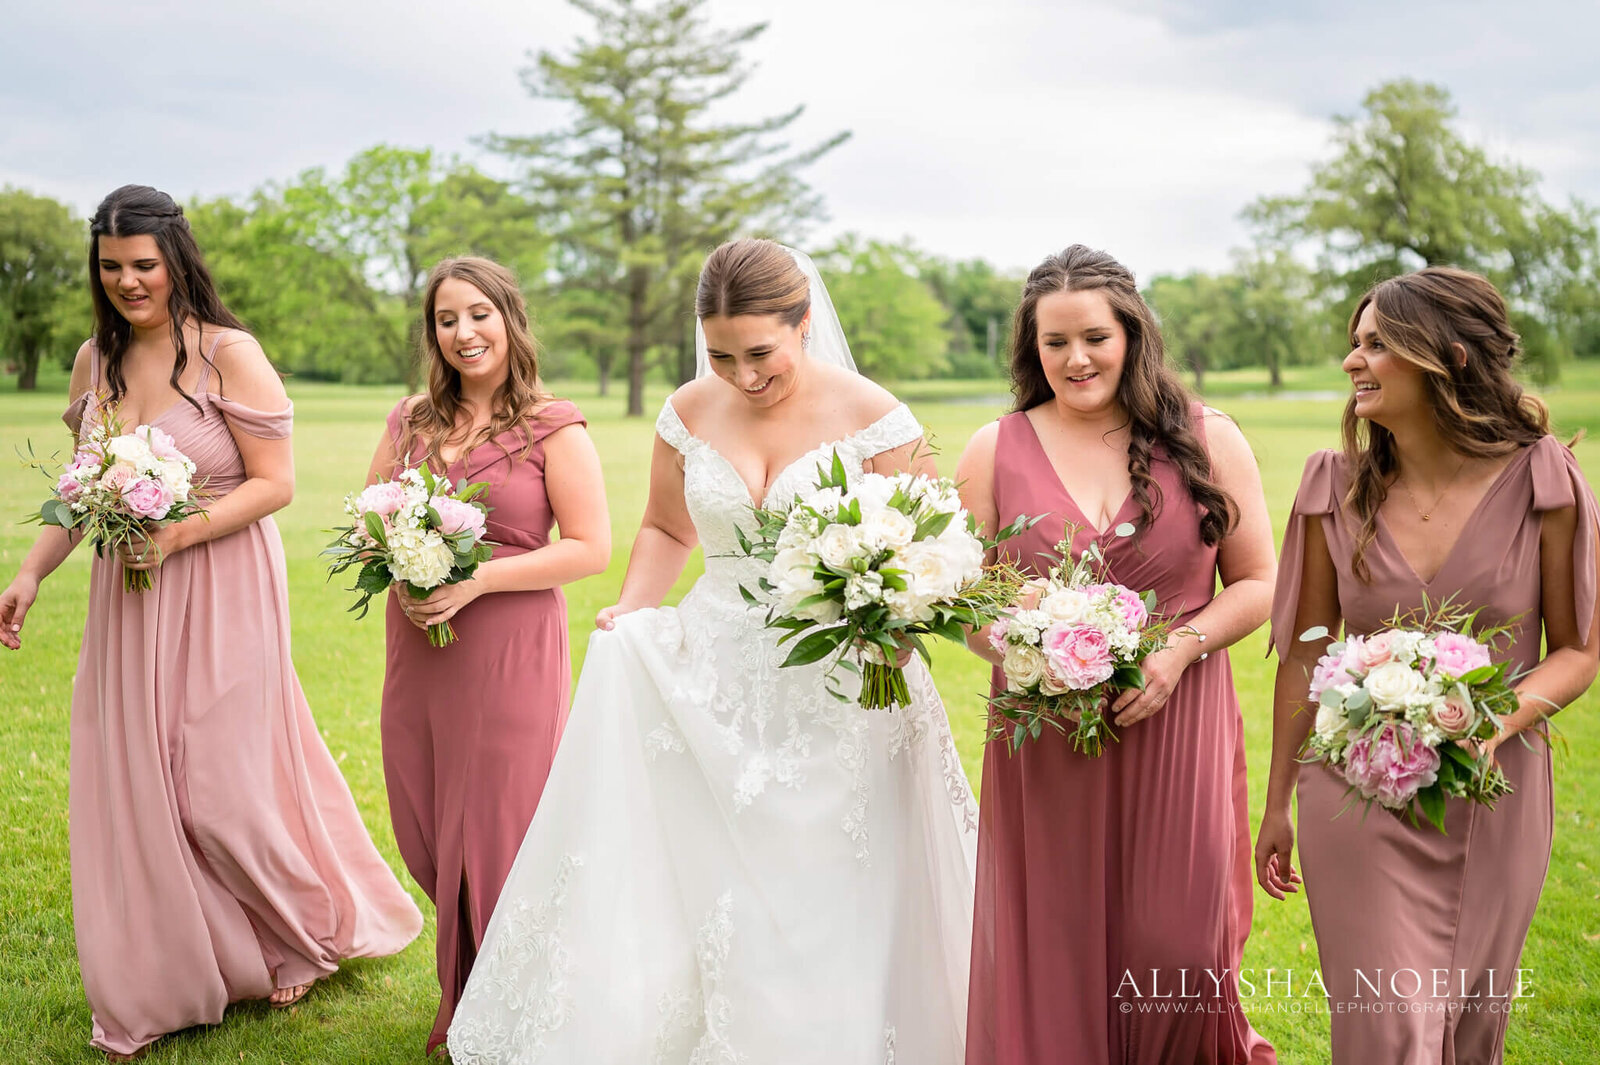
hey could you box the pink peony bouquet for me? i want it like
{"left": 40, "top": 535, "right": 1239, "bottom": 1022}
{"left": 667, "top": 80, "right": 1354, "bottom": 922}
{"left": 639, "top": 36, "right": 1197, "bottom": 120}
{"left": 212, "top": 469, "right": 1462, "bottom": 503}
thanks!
{"left": 986, "top": 525, "right": 1177, "bottom": 755}
{"left": 31, "top": 403, "right": 204, "bottom": 592}
{"left": 1298, "top": 599, "right": 1516, "bottom": 832}
{"left": 324, "top": 463, "right": 493, "bottom": 648}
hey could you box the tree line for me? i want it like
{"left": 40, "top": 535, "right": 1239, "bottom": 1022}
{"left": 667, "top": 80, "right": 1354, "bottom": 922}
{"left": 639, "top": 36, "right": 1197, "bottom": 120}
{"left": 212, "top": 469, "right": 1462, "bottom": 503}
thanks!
{"left": 3, "top": 2, "right": 1597, "bottom": 408}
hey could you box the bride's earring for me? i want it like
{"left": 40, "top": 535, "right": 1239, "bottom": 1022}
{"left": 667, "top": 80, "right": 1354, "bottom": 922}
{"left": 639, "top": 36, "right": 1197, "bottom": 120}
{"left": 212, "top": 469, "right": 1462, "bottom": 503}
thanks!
{"left": 802, "top": 331, "right": 811, "bottom": 350}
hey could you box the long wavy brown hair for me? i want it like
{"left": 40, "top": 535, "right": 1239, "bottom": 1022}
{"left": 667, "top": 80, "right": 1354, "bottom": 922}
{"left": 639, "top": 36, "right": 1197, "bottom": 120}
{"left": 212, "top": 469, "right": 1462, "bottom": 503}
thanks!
{"left": 1342, "top": 266, "right": 1549, "bottom": 580}
{"left": 1010, "top": 245, "right": 1238, "bottom": 546}
{"left": 398, "top": 257, "right": 551, "bottom": 468}
{"left": 89, "top": 184, "right": 248, "bottom": 409}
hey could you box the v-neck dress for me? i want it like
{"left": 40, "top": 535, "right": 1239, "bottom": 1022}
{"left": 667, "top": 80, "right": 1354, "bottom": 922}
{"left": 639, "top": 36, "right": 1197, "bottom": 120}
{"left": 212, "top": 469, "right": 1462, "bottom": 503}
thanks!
{"left": 62, "top": 344, "right": 423, "bottom": 1057}
{"left": 966, "top": 408, "right": 1276, "bottom": 1065}
{"left": 378, "top": 397, "right": 587, "bottom": 1054}
{"left": 1269, "top": 439, "right": 1597, "bottom": 1064}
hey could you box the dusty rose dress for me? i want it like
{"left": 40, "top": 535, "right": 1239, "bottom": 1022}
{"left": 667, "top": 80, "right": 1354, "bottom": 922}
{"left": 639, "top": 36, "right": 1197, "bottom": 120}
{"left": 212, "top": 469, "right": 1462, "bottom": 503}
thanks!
{"left": 379, "top": 398, "right": 586, "bottom": 1053}
{"left": 967, "top": 409, "right": 1275, "bottom": 1065}
{"left": 63, "top": 342, "right": 423, "bottom": 1058}
{"left": 1270, "top": 439, "right": 1597, "bottom": 1064}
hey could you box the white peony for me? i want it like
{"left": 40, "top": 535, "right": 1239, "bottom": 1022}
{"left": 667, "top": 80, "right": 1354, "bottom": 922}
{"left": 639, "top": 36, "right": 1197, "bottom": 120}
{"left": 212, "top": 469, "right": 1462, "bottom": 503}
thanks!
{"left": 858, "top": 507, "right": 916, "bottom": 552}
{"left": 1002, "top": 642, "right": 1049, "bottom": 691}
{"left": 847, "top": 473, "right": 897, "bottom": 512}
{"left": 1363, "top": 660, "right": 1430, "bottom": 710}
{"left": 898, "top": 541, "right": 960, "bottom": 601}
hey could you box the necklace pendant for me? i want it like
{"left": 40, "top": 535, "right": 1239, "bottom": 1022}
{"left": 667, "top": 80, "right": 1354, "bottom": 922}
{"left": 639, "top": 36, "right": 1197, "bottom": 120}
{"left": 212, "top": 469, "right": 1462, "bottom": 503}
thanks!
{"left": 1421, "top": 514, "right": 1431, "bottom": 521}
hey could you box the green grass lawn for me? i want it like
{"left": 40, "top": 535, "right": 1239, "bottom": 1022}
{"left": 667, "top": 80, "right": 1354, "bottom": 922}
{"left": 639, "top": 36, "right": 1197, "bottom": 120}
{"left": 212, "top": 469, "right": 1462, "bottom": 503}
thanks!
{"left": 2, "top": 372, "right": 1598, "bottom": 1063}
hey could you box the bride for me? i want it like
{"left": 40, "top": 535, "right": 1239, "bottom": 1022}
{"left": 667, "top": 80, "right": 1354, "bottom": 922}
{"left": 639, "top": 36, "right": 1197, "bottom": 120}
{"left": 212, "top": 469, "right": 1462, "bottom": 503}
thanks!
{"left": 447, "top": 239, "right": 978, "bottom": 1064}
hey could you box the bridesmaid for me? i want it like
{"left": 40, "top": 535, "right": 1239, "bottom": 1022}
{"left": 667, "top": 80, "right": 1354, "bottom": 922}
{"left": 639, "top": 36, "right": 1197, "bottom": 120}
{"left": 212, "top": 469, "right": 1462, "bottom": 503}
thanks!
{"left": 368, "top": 256, "right": 610, "bottom": 1055}
{"left": 1256, "top": 267, "right": 1598, "bottom": 1062}
{"left": 958, "top": 245, "right": 1278, "bottom": 1064}
{"left": 0, "top": 184, "right": 423, "bottom": 1061}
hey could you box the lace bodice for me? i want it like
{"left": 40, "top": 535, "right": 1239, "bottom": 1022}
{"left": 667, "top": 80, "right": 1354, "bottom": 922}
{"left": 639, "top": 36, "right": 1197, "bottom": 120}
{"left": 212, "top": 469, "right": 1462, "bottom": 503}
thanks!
{"left": 654, "top": 399, "right": 923, "bottom": 599}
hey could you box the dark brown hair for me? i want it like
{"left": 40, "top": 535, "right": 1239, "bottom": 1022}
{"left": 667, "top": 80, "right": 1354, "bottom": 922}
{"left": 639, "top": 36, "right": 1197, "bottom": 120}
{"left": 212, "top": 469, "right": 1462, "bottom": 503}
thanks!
{"left": 1342, "top": 266, "right": 1549, "bottom": 579}
{"left": 1009, "top": 244, "right": 1238, "bottom": 546}
{"left": 399, "top": 257, "right": 550, "bottom": 467}
{"left": 89, "top": 184, "right": 247, "bottom": 409}
{"left": 695, "top": 238, "right": 810, "bottom": 324}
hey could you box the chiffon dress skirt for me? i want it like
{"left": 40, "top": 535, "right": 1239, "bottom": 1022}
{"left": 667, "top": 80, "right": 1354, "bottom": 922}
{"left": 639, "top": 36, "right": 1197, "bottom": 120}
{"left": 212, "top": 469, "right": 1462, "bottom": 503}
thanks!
{"left": 63, "top": 343, "right": 422, "bottom": 1057}
{"left": 966, "top": 408, "right": 1275, "bottom": 1065}
{"left": 1270, "top": 440, "right": 1597, "bottom": 1064}
{"left": 378, "top": 398, "right": 587, "bottom": 1053}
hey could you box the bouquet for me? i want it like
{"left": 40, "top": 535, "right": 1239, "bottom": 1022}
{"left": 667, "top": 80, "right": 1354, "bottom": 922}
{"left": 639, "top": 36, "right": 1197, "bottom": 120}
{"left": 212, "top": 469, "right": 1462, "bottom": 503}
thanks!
{"left": 30, "top": 405, "right": 204, "bottom": 592}
{"left": 737, "top": 451, "right": 1031, "bottom": 709}
{"left": 985, "top": 526, "right": 1178, "bottom": 754}
{"left": 1297, "top": 599, "right": 1517, "bottom": 832}
{"left": 324, "top": 464, "right": 494, "bottom": 648}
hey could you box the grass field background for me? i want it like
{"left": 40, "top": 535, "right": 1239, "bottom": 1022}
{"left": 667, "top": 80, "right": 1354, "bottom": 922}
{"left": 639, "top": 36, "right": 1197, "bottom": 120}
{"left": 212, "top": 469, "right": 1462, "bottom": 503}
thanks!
{"left": 2, "top": 363, "right": 1597, "bottom": 1062}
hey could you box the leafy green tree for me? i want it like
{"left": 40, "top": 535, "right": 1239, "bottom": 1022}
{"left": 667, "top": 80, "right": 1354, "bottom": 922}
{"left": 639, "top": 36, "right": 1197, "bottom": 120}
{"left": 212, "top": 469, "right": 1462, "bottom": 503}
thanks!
{"left": 1246, "top": 79, "right": 1600, "bottom": 379}
{"left": 0, "top": 188, "right": 85, "bottom": 390}
{"left": 917, "top": 254, "right": 1018, "bottom": 378}
{"left": 1145, "top": 271, "right": 1240, "bottom": 392}
{"left": 820, "top": 237, "right": 950, "bottom": 381}
{"left": 491, "top": 0, "right": 848, "bottom": 414}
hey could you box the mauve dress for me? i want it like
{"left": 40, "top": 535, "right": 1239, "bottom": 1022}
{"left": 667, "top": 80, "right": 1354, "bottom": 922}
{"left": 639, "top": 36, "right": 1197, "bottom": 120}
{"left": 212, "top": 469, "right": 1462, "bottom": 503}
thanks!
{"left": 967, "top": 408, "right": 1275, "bottom": 1065}
{"left": 63, "top": 343, "right": 423, "bottom": 1057}
{"left": 379, "top": 398, "right": 586, "bottom": 1054}
{"left": 1270, "top": 439, "right": 1597, "bottom": 1064}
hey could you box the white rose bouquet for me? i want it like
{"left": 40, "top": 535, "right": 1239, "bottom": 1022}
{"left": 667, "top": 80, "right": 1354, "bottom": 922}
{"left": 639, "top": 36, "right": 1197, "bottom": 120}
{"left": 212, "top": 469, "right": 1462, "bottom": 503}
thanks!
{"left": 29, "top": 402, "right": 205, "bottom": 592}
{"left": 737, "top": 451, "right": 1032, "bottom": 709}
{"left": 324, "top": 464, "right": 494, "bottom": 648}
{"left": 1297, "top": 598, "right": 1517, "bottom": 832}
{"left": 986, "top": 526, "right": 1178, "bottom": 755}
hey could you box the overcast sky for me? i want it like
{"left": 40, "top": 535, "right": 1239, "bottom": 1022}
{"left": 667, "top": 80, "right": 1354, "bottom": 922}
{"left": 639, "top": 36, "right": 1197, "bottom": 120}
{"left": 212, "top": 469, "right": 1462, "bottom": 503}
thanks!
{"left": 3, "top": 0, "right": 1596, "bottom": 279}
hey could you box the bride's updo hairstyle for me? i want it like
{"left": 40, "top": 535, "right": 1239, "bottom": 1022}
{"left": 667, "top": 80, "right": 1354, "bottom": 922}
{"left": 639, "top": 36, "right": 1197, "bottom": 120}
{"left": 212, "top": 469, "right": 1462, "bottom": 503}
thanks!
{"left": 1342, "top": 266, "right": 1549, "bottom": 581}
{"left": 1010, "top": 244, "right": 1238, "bottom": 547}
{"left": 696, "top": 238, "right": 810, "bottom": 325}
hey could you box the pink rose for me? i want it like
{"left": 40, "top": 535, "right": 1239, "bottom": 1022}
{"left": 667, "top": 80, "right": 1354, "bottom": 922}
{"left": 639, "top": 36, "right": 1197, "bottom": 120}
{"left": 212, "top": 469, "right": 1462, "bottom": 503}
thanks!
{"left": 142, "top": 425, "right": 185, "bottom": 462}
{"left": 1430, "top": 632, "right": 1492, "bottom": 678}
{"left": 100, "top": 463, "right": 134, "bottom": 494}
{"left": 430, "top": 496, "right": 487, "bottom": 539}
{"left": 1430, "top": 691, "right": 1475, "bottom": 738}
{"left": 121, "top": 477, "right": 174, "bottom": 520}
{"left": 355, "top": 481, "right": 410, "bottom": 521}
{"left": 56, "top": 471, "right": 85, "bottom": 502}
{"left": 1341, "top": 724, "right": 1440, "bottom": 808}
{"left": 1357, "top": 632, "right": 1395, "bottom": 669}
{"left": 1042, "top": 624, "right": 1115, "bottom": 690}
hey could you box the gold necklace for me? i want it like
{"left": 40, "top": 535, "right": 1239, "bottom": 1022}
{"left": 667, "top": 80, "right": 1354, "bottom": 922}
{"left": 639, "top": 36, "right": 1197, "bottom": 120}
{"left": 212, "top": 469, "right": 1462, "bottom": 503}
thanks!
{"left": 1397, "top": 456, "right": 1469, "bottom": 522}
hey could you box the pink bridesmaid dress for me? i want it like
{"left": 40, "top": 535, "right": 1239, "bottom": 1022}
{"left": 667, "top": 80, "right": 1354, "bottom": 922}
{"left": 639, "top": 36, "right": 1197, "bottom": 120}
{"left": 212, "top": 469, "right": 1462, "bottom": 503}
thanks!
{"left": 378, "top": 397, "right": 586, "bottom": 1054}
{"left": 967, "top": 408, "right": 1275, "bottom": 1065}
{"left": 63, "top": 339, "right": 423, "bottom": 1058}
{"left": 1270, "top": 439, "right": 1597, "bottom": 1063}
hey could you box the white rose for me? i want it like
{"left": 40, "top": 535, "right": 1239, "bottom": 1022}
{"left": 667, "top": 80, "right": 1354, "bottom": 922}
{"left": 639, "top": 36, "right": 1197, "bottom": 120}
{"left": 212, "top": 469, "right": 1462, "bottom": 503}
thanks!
{"left": 1002, "top": 642, "right": 1049, "bottom": 692}
{"left": 883, "top": 586, "right": 937, "bottom": 625}
{"left": 1363, "top": 661, "right": 1429, "bottom": 710}
{"left": 899, "top": 542, "right": 958, "bottom": 601}
{"left": 1313, "top": 702, "right": 1346, "bottom": 745}
{"left": 859, "top": 507, "right": 916, "bottom": 552}
{"left": 804, "top": 485, "right": 845, "bottom": 517}
{"left": 1042, "top": 588, "right": 1092, "bottom": 625}
{"left": 814, "top": 522, "right": 864, "bottom": 571}
{"left": 771, "top": 547, "right": 824, "bottom": 608}
{"left": 107, "top": 435, "right": 156, "bottom": 466}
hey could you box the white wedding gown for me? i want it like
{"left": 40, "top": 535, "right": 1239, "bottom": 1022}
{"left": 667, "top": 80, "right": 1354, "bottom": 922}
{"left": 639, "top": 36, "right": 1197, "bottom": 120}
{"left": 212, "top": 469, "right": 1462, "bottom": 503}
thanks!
{"left": 448, "top": 399, "right": 979, "bottom": 1064}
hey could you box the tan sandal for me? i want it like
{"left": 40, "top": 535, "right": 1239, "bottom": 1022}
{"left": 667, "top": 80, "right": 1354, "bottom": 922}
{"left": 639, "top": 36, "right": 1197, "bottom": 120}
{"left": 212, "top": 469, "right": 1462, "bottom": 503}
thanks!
{"left": 269, "top": 981, "right": 314, "bottom": 1009}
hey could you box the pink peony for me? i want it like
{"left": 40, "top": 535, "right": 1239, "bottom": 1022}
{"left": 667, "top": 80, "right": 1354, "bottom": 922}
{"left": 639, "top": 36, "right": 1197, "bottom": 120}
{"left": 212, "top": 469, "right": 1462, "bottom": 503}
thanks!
{"left": 1309, "top": 649, "right": 1359, "bottom": 701}
{"left": 121, "top": 477, "right": 174, "bottom": 520}
{"left": 56, "top": 471, "right": 85, "bottom": 502}
{"left": 1357, "top": 632, "right": 1395, "bottom": 669}
{"left": 142, "top": 425, "right": 185, "bottom": 462}
{"left": 988, "top": 616, "right": 1011, "bottom": 654}
{"left": 1430, "top": 632, "right": 1492, "bottom": 679}
{"left": 1042, "top": 624, "right": 1115, "bottom": 690}
{"left": 355, "top": 481, "right": 411, "bottom": 520}
{"left": 1431, "top": 691, "right": 1475, "bottom": 737}
{"left": 430, "top": 496, "right": 487, "bottom": 539}
{"left": 1342, "top": 724, "right": 1440, "bottom": 808}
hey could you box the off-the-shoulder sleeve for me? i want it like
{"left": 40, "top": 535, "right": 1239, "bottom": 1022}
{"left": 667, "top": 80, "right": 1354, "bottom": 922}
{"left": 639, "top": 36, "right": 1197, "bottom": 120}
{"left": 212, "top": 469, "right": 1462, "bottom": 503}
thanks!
{"left": 529, "top": 399, "right": 586, "bottom": 444}
{"left": 213, "top": 395, "right": 293, "bottom": 439}
{"left": 62, "top": 394, "right": 90, "bottom": 438}
{"left": 655, "top": 398, "right": 693, "bottom": 454}
{"left": 853, "top": 403, "right": 923, "bottom": 458}
{"left": 1268, "top": 449, "right": 1343, "bottom": 659}
{"left": 1529, "top": 435, "right": 1599, "bottom": 646}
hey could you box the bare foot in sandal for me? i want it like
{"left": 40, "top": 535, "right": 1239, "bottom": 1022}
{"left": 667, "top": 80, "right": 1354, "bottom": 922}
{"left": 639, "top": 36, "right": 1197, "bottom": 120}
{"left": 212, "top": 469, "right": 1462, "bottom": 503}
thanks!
{"left": 269, "top": 981, "right": 314, "bottom": 1008}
